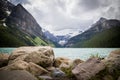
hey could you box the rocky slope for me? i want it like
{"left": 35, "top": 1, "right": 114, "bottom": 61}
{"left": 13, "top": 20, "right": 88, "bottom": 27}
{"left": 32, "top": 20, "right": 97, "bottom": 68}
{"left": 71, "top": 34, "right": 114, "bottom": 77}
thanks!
{"left": 65, "top": 18, "right": 120, "bottom": 47}
{"left": 6, "top": 4, "right": 43, "bottom": 38}
{"left": 0, "top": 0, "right": 54, "bottom": 47}
{"left": 0, "top": 0, "right": 14, "bottom": 20}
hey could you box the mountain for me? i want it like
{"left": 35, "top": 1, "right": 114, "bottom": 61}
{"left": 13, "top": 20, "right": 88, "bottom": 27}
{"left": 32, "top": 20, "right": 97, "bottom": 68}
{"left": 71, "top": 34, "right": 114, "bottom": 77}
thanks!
{"left": 73, "top": 27, "right": 120, "bottom": 47}
{"left": 43, "top": 29, "right": 58, "bottom": 42}
{"left": 0, "top": 0, "right": 14, "bottom": 20}
{"left": 6, "top": 4, "right": 44, "bottom": 38}
{"left": 43, "top": 29, "right": 82, "bottom": 46}
{"left": 65, "top": 17, "right": 120, "bottom": 47}
{"left": 0, "top": 0, "right": 54, "bottom": 47}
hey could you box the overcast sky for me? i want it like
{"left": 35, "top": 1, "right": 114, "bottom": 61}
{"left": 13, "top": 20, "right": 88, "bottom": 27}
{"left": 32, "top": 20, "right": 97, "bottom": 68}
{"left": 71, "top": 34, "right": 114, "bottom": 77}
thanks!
{"left": 9, "top": 0, "right": 120, "bottom": 35}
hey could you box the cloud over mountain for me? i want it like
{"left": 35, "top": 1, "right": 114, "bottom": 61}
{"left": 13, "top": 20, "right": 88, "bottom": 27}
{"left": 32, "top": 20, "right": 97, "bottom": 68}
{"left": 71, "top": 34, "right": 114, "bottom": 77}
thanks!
{"left": 9, "top": 0, "right": 120, "bottom": 35}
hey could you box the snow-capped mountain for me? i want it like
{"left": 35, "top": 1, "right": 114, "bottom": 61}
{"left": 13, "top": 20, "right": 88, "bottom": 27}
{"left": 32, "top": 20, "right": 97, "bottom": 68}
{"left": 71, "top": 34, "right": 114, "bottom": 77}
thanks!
{"left": 43, "top": 29, "right": 82, "bottom": 46}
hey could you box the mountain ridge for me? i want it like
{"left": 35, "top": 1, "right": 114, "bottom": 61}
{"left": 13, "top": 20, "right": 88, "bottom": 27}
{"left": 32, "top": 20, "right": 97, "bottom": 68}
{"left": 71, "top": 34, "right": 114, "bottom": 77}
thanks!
{"left": 65, "top": 18, "right": 120, "bottom": 47}
{"left": 0, "top": 0, "right": 54, "bottom": 47}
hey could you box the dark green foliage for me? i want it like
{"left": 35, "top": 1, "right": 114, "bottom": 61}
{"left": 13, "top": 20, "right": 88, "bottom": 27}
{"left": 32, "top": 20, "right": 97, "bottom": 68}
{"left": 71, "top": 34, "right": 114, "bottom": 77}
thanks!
{"left": 0, "top": 25, "right": 27, "bottom": 47}
{"left": 73, "top": 27, "right": 120, "bottom": 48}
{"left": 0, "top": 21, "right": 52, "bottom": 47}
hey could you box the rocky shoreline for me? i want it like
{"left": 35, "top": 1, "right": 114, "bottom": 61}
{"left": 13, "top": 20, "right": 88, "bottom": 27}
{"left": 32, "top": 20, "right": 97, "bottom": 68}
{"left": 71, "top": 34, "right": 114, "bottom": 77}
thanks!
{"left": 0, "top": 46, "right": 120, "bottom": 80}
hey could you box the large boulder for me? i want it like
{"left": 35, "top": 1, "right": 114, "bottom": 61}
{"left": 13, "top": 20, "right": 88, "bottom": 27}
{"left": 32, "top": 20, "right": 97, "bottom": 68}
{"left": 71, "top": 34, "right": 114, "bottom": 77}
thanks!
{"left": 104, "top": 49, "right": 120, "bottom": 80}
{"left": 108, "top": 49, "right": 120, "bottom": 58}
{"left": 0, "top": 53, "right": 9, "bottom": 67}
{"left": 83, "top": 49, "right": 120, "bottom": 80}
{"left": 0, "top": 60, "right": 49, "bottom": 76}
{"left": 9, "top": 46, "right": 55, "bottom": 67}
{"left": 72, "top": 58, "right": 105, "bottom": 80}
{"left": 0, "top": 70, "right": 38, "bottom": 80}
{"left": 0, "top": 60, "right": 29, "bottom": 71}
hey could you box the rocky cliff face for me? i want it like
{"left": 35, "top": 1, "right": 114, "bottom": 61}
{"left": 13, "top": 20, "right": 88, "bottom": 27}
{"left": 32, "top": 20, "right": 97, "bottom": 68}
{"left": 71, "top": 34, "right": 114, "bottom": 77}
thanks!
{"left": 0, "top": 0, "right": 53, "bottom": 47}
{"left": 90, "top": 17, "right": 120, "bottom": 32}
{"left": 0, "top": 0, "right": 14, "bottom": 20}
{"left": 6, "top": 4, "right": 43, "bottom": 38}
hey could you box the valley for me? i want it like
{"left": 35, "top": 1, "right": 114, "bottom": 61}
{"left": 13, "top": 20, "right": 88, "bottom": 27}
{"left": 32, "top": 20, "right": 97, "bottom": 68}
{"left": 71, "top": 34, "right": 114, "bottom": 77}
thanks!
{"left": 0, "top": 0, "right": 120, "bottom": 48}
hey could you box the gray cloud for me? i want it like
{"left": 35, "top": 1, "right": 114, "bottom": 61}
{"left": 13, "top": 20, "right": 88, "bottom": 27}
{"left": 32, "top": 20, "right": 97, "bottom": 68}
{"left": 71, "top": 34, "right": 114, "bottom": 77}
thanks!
{"left": 79, "top": 0, "right": 101, "bottom": 11}
{"left": 9, "top": 0, "right": 120, "bottom": 35}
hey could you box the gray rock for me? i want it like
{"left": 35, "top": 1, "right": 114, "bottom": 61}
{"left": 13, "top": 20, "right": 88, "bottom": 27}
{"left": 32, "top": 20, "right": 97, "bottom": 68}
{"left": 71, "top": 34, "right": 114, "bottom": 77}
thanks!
{"left": 0, "top": 70, "right": 38, "bottom": 80}
{"left": 72, "top": 59, "right": 84, "bottom": 69}
{"left": 38, "top": 75, "right": 52, "bottom": 80}
{"left": 9, "top": 46, "right": 55, "bottom": 67}
{"left": 54, "top": 57, "right": 72, "bottom": 68}
{"left": 72, "top": 58, "right": 105, "bottom": 80}
{"left": 0, "top": 60, "right": 49, "bottom": 76}
{"left": 51, "top": 68, "right": 66, "bottom": 78}
{"left": 0, "top": 60, "right": 29, "bottom": 71}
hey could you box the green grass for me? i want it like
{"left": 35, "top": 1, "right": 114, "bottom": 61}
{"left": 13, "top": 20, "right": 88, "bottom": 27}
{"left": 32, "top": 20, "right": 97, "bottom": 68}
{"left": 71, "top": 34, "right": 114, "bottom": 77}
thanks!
{"left": 34, "top": 37, "right": 48, "bottom": 46}
{"left": 90, "top": 53, "right": 101, "bottom": 58}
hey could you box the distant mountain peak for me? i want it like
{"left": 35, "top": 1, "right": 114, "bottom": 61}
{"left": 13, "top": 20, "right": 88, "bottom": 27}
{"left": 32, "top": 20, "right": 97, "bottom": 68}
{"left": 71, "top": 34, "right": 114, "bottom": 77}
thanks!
{"left": 96, "top": 17, "right": 107, "bottom": 24}
{"left": 17, "top": 3, "right": 22, "bottom": 7}
{"left": 65, "top": 18, "right": 120, "bottom": 47}
{"left": 99, "top": 17, "right": 107, "bottom": 21}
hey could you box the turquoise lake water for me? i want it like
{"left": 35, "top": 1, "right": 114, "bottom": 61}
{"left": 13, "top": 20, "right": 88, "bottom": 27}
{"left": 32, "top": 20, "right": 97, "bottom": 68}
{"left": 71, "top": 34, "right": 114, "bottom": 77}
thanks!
{"left": 0, "top": 48, "right": 119, "bottom": 60}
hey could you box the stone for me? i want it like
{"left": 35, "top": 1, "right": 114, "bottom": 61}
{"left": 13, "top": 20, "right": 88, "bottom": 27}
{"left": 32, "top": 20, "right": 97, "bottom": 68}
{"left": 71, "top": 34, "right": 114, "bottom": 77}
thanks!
{"left": 28, "top": 62, "right": 49, "bottom": 76}
{"left": 0, "top": 53, "right": 9, "bottom": 67}
{"left": 89, "top": 50, "right": 120, "bottom": 80}
{"left": 72, "top": 59, "right": 84, "bottom": 69}
{"left": 0, "top": 70, "right": 38, "bottom": 80}
{"left": 9, "top": 46, "right": 55, "bottom": 67}
{"left": 38, "top": 75, "right": 53, "bottom": 80}
{"left": 104, "top": 50, "right": 120, "bottom": 79}
{"left": 0, "top": 60, "right": 49, "bottom": 76}
{"left": 46, "top": 67, "right": 55, "bottom": 72}
{"left": 51, "top": 68, "right": 66, "bottom": 78}
{"left": 72, "top": 58, "right": 105, "bottom": 80}
{"left": 0, "top": 60, "right": 29, "bottom": 71}
{"left": 108, "top": 49, "right": 120, "bottom": 58}
{"left": 54, "top": 57, "right": 72, "bottom": 68}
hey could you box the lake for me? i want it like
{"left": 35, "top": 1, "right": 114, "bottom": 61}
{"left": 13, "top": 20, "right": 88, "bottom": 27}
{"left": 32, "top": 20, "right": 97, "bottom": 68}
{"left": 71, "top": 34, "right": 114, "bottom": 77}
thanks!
{"left": 0, "top": 48, "right": 119, "bottom": 60}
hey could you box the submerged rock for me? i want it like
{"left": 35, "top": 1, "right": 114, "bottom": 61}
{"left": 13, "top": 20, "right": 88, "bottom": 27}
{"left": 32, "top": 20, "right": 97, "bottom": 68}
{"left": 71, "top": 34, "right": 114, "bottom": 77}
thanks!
{"left": 0, "top": 70, "right": 38, "bottom": 80}
{"left": 9, "top": 46, "right": 55, "bottom": 67}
